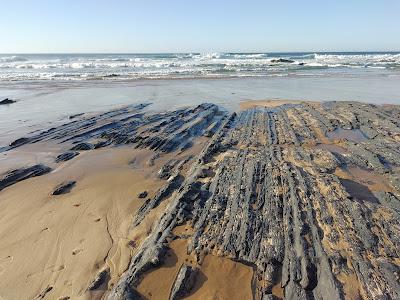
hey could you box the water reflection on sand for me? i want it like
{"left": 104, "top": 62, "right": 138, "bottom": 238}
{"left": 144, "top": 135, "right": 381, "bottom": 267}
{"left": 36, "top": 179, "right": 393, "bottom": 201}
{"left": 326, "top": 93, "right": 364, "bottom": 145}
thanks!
{"left": 0, "top": 75, "right": 399, "bottom": 145}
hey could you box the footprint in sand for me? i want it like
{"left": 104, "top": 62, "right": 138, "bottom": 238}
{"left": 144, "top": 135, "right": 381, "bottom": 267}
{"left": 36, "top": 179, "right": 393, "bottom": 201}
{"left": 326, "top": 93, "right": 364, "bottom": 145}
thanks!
{"left": 41, "top": 227, "right": 50, "bottom": 233}
{"left": 26, "top": 264, "right": 65, "bottom": 279}
{"left": 47, "top": 264, "right": 66, "bottom": 272}
{"left": 72, "top": 248, "right": 83, "bottom": 256}
{"left": 0, "top": 255, "right": 13, "bottom": 275}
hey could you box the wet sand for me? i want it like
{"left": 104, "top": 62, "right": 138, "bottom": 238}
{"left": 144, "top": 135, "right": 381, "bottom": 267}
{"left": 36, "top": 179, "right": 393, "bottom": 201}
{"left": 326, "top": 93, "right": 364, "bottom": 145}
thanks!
{"left": 0, "top": 147, "right": 162, "bottom": 299}
{"left": 0, "top": 141, "right": 205, "bottom": 299}
{"left": 2, "top": 73, "right": 400, "bottom": 146}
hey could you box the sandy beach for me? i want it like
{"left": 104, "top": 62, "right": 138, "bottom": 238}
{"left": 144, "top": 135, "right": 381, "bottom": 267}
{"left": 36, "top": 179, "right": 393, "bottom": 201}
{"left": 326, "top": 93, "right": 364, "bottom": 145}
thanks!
{"left": 1, "top": 0, "right": 400, "bottom": 298}
{"left": 0, "top": 98, "right": 399, "bottom": 299}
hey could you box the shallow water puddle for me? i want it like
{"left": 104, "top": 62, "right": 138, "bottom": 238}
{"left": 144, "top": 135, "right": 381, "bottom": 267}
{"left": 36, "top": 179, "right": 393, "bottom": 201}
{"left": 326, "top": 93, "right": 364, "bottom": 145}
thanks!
{"left": 327, "top": 128, "right": 367, "bottom": 142}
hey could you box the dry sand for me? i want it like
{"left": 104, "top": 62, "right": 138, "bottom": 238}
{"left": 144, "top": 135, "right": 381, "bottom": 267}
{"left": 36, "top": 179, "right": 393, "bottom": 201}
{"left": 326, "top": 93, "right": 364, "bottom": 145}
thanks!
{"left": 239, "top": 99, "right": 307, "bottom": 110}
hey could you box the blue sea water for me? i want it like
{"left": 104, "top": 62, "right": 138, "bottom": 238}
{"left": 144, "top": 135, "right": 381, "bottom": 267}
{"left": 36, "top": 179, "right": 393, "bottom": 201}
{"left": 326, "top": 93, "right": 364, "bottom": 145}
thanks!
{"left": 0, "top": 52, "right": 399, "bottom": 81}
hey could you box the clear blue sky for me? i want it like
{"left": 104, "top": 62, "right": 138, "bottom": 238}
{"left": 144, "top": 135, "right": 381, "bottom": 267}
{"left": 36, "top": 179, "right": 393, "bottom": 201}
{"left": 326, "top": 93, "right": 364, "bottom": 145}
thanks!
{"left": 1, "top": 0, "right": 399, "bottom": 53}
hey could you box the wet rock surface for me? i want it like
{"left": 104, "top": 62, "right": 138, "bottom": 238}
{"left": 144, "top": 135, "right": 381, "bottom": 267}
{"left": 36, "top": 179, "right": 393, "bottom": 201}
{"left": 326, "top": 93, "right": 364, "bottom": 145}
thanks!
{"left": 106, "top": 102, "right": 400, "bottom": 300}
{"left": 71, "top": 142, "right": 94, "bottom": 151}
{"left": 2, "top": 101, "right": 400, "bottom": 299}
{"left": 52, "top": 181, "right": 76, "bottom": 195}
{"left": 169, "top": 264, "right": 198, "bottom": 300}
{"left": 0, "top": 98, "right": 16, "bottom": 105}
{"left": 87, "top": 268, "right": 110, "bottom": 291}
{"left": 137, "top": 191, "right": 148, "bottom": 199}
{"left": 0, "top": 164, "right": 51, "bottom": 191}
{"left": 55, "top": 151, "right": 79, "bottom": 163}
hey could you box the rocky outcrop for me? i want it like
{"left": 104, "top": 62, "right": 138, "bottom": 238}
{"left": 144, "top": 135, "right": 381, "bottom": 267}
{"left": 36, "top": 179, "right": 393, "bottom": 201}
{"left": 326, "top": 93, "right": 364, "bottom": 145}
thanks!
{"left": 270, "top": 58, "right": 294, "bottom": 63}
{"left": 0, "top": 164, "right": 51, "bottom": 191}
{"left": 5, "top": 103, "right": 226, "bottom": 156}
{"left": 0, "top": 98, "right": 16, "bottom": 105}
{"left": 3, "top": 101, "right": 400, "bottom": 300}
{"left": 55, "top": 151, "right": 79, "bottom": 163}
{"left": 169, "top": 264, "right": 198, "bottom": 300}
{"left": 106, "top": 102, "right": 400, "bottom": 300}
{"left": 137, "top": 191, "right": 148, "bottom": 199}
{"left": 52, "top": 181, "right": 76, "bottom": 195}
{"left": 71, "top": 142, "right": 94, "bottom": 151}
{"left": 87, "top": 268, "right": 109, "bottom": 291}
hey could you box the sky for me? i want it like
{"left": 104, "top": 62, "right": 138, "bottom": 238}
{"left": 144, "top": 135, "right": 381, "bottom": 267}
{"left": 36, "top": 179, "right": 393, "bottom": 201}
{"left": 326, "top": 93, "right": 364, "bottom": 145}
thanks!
{"left": 1, "top": 0, "right": 400, "bottom": 53}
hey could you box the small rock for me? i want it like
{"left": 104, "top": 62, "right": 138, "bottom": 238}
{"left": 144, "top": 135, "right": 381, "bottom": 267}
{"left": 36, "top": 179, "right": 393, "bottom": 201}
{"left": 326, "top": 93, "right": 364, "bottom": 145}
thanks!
{"left": 0, "top": 164, "right": 51, "bottom": 192}
{"left": 9, "top": 137, "right": 31, "bottom": 147}
{"left": 94, "top": 140, "right": 111, "bottom": 149}
{"left": 55, "top": 151, "right": 79, "bottom": 163}
{"left": 70, "top": 142, "right": 94, "bottom": 151}
{"left": 52, "top": 181, "right": 76, "bottom": 195}
{"left": 0, "top": 98, "right": 16, "bottom": 105}
{"left": 270, "top": 58, "right": 294, "bottom": 63}
{"left": 169, "top": 264, "right": 198, "bottom": 300}
{"left": 138, "top": 191, "right": 148, "bottom": 198}
{"left": 87, "top": 268, "right": 109, "bottom": 291}
{"left": 69, "top": 113, "right": 84, "bottom": 119}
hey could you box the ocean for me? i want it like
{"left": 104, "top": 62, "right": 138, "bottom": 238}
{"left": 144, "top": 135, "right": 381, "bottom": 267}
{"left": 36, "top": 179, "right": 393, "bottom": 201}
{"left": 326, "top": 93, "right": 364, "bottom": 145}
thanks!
{"left": 1, "top": 52, "right": 400, "bottom": 81}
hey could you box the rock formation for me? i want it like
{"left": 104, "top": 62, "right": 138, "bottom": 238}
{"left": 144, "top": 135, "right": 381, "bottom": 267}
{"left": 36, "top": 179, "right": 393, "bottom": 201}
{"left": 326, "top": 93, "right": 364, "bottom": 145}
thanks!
{"left": 2, "top": 101, "right": 399, "bottom": 299}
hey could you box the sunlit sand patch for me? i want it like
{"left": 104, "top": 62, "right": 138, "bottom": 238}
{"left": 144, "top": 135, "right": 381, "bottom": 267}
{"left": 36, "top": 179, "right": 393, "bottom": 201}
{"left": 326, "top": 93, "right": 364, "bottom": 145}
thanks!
{"left": 239, "top": 99, "right": 307, "bottom": 110}
{"left": 186, "top": 254, "right": 254, "bottom": 300}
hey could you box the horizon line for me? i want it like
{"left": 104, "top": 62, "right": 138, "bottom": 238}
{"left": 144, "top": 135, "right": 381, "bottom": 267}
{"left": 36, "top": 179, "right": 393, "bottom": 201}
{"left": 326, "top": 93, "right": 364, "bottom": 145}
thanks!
{"left": 1, "top": 50, "right": 400, "bottom": 55}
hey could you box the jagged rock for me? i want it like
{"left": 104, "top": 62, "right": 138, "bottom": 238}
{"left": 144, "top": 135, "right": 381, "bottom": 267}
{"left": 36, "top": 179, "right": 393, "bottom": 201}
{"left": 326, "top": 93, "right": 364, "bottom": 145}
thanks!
{"left": 0, "top": 98, "right": 16, "bottom": 105}
{"left": 108, "top": 103, "right": 400, "bottom": 300}
{"left": 37, "top": 286, "right": 53, "bottom": 299}
{"left": 71, "top": 142, "right": 94, "bottom": 151}
{"left": 158, "top": 160, "right": 179, "bottom": 179}
{"left": 52, "top": 181, "right": 76, "bottom": 195}
{"left": 69, "top": 113, "right": 84, "bottom": 119}
{"left": 271, "top": 58, "right": 294, "bottom": 63}
{"left": 3, "top": 101, "right": 400, "bottom": 300}
{"left": 94, "top": 140, "right": 111, "bottom": 149}
{"left": 87, "top": 268, "right": 109, "bottom": 291}
{"left": 138, "top": 191, "right": 148, "bottom": 198}
{"left": 9, "top": 137, "right": 31, "bottom": 147}
{"left": 56, "top": 151, "right": 79, "bottom": 163}
{"left": 0, "top": 164, "right": 51, "bottom": 192}
{"left": 169, "top": 264, "right": 197, "bottom": 300}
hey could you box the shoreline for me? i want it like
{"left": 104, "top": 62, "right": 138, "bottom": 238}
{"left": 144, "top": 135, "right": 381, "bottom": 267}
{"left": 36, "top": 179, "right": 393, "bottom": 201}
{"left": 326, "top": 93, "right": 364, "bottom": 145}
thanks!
{"left": 1, "top": 74, "right": 400, "bottom": 147}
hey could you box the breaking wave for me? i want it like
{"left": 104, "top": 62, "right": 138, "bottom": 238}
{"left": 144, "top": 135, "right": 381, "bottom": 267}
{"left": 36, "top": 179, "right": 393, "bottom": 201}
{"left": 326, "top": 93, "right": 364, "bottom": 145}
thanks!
{"left": 0, "top": 52, "right": 399, "bottom": 81}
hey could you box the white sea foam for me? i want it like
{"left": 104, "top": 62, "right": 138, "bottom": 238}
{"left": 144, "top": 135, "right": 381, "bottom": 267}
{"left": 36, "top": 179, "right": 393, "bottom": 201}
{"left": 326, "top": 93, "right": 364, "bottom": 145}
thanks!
{"left": 0, "top": 52, "right": 398, "bottom": 81}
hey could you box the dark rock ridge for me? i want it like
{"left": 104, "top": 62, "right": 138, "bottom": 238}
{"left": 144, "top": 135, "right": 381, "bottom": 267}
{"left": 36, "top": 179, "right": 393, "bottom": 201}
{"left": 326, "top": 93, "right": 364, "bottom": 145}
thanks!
{"left": 55, "top": 151, "right": 79, "bottom": 163}
{"left": 169, "top": 264, "right": 198, "bottom": 300}
{"left": 69, "top": 113, "right": 84, "bottom": 119}
{"left": 3, "top": 101, "right": 400, "bottom": 299}
{"left": 71, "top": 142, "right": 94, "bottom": 151}
{"left": 87, "top": 268, "right": 109, "bottom": 291}
{"left": 0, "top": 164, "right": 51, "bottom": 191}
{"left": 6, "top": 103, "right": 226, "bottom": 154}
{"left": 270, "top": 58, "right": 294, "bottom": 63}
{"left": 52, "top": 181, "right": 76, "bottom": 195}
{"left": 0, "top": 98, "right": 16, "bottom": 105}
{"left": 105, "top": 102, "right": 399, "bottom": 300}
{"left": 137, "top": 191, "right": 148, "bottom": 199}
